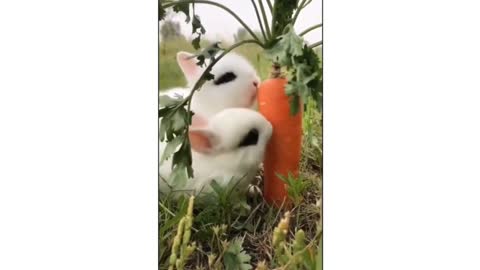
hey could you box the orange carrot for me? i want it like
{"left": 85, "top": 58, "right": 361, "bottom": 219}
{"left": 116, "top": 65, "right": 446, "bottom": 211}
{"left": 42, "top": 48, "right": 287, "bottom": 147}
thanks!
{"left": 257, "top": 71, "right": 302, "bottom": 208}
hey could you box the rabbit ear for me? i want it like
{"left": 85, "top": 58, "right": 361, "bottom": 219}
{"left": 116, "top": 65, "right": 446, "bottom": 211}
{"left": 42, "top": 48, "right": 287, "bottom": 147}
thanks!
{"left": 177, "top": 51, "right": 202, "bottom": 83}
{"left": 188, "top": 129, "right": 219, "bottom": 154}
{"left": 189, "top": 113, "right": 219, "bottom": 154}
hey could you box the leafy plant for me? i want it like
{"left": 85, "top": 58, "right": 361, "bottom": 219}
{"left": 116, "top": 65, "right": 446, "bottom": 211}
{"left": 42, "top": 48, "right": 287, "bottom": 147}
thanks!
{"left": 192, "top": 178, "right": 252, "bottom": 236}
{"left": 277, "top": 173, "right": 308, "bottom": 206}
{"left": 270, "top": 211, "right": 320, "bottom": 270}
{"left": 224, "top": 238, "right": 253, "bottom": 270}
{"left": 158, "top": 168, "right": 323, "bottom": 269}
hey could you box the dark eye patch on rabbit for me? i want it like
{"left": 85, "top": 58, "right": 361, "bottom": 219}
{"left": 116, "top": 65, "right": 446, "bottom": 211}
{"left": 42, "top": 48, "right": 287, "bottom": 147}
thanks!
{"left": 214, "top": 72, "right": 237, "bottom": 85}
{"left": 238, "top": 128, "right": 259, "bottom": 147}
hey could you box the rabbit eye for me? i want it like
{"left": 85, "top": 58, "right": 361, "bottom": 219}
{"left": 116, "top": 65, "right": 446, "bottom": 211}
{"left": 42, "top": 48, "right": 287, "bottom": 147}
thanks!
{"left": 214, "top": 72, "right": 237, "bottom": 85}
{"left": 238, "top": 128, "right": 259, "bottom": 147}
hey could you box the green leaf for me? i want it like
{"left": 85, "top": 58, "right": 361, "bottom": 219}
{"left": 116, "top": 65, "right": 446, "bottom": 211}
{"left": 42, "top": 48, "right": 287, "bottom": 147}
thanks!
{"left": 266, "top": 24, "right": 322, "bottom": 114}
{"left": 289, "top": 95, "right": 300, "bottom": 115}
{"left": 276, "top": 172, "right": 307, "bottom": 205}
{"left": 172, "top": 139, "right": 193, "bottom": 178}
{"left": 271, "top": 0, "right": 297, "bottom": 38}
{"left": 265, "top": 41, "right": 290, "bottom": 66}
{"left": 160, "top": 135, "right": 183, "bottom": 164}
{"left": 159, "top": 1, "right": 166, "bottom": 21}
{"left": 223, "top": 238, "right": 252, "bottom": 270}
{"left": 192, "top": 14, "right": 206, "bottom": 34}
{"left": 170, "top": 164, "right": 188, "bottom": 189}
{"left": 159, "top": 117, "right": 171, "bottom": 142}
{"left": 192, "top": 35, "right": 201, "bottom": 50}
{"left": 159, "top": 94, "right": 183, "bottom": 107}
{"left": 265, "top": 25, "right": 304, "bottom": 66}
{"left": 196, "top": 54, "right": 206, "bottom": 67}
{"left": 190, "top": 15, "right": 207, "bottom": 50}
{"left": 171, "top": 109, "right": 187, "bottom": 132}
{"left": 209, "top": 180, "right": 223, "bottom": 195}
{"left": 173, "top": 2, "right": 190, "bottom": 23}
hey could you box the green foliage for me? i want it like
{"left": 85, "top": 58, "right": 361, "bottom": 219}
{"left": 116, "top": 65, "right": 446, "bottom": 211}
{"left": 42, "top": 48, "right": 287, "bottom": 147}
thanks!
{"left": 192, "top": 178, "right": 252, "bottom": 237}
{"left": 277, "top": 172, "right": 308, "bottom": 206}
{"left": 270, "top": 212, "right": 320, "bottom": 270}
{"left": 224, "top": 238, "right": 253, "bottom": 270}
{"left": 159, "top": 92, "right": 194, "bottom": 186}
{"left": 302, "top": 98, "right": 323, "bottom": 169}
{"left": 266, "top": 25, "right": 322, "bottom": 115}
{"left": 190, "top": 42, "right": 223, "bottom": 67}
{"left": 172, "top": 1, "right": 190, "bottom": 22}
{"left": 271, "top": 0, "right": 298, "bottom": 41}
{"left": 168, "top": 196, "right": 196, "bottom": 270}
{"left": 165, "top": 0, "right": 207, "bottom": 50}
{"left": 159, "top": 0, "right": 166, "bottom": 20}
{"left": 159, "top": 171, "right": 322, "bottom": 269}
{"left": 191, "top": 14, "right": 206, "bottom": 49}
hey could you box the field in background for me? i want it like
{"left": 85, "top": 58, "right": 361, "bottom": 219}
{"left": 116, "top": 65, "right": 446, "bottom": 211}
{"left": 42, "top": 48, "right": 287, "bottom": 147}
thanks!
{"left": 159, "top": 38, "right": 310, "bottom": 90}
{"left": 159, "top": 38, "right": 323, "bottom": 269}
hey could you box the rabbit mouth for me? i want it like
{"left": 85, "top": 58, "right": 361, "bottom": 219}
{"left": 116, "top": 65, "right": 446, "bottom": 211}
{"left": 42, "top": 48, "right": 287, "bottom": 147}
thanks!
{"left": 246, "top": 91, "right": 258, "bottom": 107}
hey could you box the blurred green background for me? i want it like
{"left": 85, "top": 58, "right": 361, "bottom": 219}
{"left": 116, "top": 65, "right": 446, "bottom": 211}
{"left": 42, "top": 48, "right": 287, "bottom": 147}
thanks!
{"left": 159, "top": 38, "right": 272, "bottom": 91}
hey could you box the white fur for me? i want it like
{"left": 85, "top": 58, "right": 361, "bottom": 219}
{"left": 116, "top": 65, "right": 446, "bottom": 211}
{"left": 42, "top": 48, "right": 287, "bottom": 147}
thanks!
{"left": 159, "top": 108, "right": 273, "bottom": 196}
{"left": 159, "top": 51, "right": 260, "bottom": 118}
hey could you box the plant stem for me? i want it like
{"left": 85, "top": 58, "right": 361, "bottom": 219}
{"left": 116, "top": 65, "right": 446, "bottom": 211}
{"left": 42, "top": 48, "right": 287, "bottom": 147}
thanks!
{"left": 159, "top": 201, "right": 176, "bottom": 217}
{"left": 299, "top": 23, "right": 322, "bottom": 36}
{"left": 270, "top": 62, "right": 283, "bottom": 79}
{"left": 309, "top": 41, "right": 322, "bottom": 49}
{"left": 266, "top": 0, "right": 273, "bottom": 14}
{"left": 270, "top": 1, "right": 277, "bottom": 38}
{"left": 251, "top": 0, "right": 267, "bottom": 42}
{"left": 303, "top": 0, "right": 313, "bottom": 8}
{"left": 162, "top": 0, "right": 262, "bottom": 44}
{"left": 292, "top": 0, "right": 308, "bottom": 26}
{"left": 258, "top": 0, "right": 271, "bottom": 40}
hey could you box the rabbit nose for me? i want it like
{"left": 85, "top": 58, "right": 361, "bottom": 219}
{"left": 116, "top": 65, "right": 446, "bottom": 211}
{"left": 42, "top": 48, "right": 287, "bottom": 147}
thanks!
{"left": 253, "top": 81, "right": 259, "bottom": 87}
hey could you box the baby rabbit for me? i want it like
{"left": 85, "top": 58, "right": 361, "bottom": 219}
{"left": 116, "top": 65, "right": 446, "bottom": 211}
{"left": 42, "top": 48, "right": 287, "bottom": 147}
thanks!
{"left": 160, "top": 51, "right": 260, "bottom": 118}
{"left": 159, "top": 108, "right": 273, "bottom": 196}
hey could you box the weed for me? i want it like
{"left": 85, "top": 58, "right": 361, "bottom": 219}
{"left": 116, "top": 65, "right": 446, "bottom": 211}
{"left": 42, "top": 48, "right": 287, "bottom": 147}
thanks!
{"left": 277, "top": 173, "right": 308, "bottom": 206}
{"left": 168, "top": 196, "right": 196, "bottom": 270}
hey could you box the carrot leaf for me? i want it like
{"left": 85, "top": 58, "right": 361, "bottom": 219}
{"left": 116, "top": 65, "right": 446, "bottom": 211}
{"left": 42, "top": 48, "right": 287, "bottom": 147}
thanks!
{"left": 191, "top": 14, "right": 206, "bottom": 49}
{"left": 159, "top": 1, "right": 166, "bottom": 21}
{"left": 160, "top": 135, "right": 183, "bottom": 164}
{"left": 172, "top": 1, "right": 190, "bottom": 23}
{"left": 265, "top": 24, "right": 304, "bottom": 67}
{"left": 265, "top": 24, "right": 322, "bottom": 114}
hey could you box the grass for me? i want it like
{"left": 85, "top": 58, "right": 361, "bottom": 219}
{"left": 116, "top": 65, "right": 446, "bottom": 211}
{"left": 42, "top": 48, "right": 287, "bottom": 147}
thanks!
{"left": 159, "top": 38, "right": 322, "bottom": 269}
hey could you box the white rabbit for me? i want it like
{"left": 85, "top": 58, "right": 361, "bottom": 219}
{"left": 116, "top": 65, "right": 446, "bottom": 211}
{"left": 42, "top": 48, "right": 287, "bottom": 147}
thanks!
{"left": 159, "top": 51, "right": 260, "bottom": 118}
{"left": 159, "top": 108, "right": 273, "bottom": 196}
